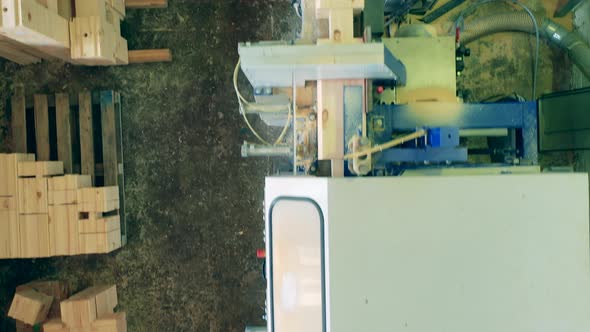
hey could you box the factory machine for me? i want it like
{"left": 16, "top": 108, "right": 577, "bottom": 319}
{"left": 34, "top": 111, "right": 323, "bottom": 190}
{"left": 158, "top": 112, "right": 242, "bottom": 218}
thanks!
{"left": 236, "top": 1, "right": 590, "bottom": 331}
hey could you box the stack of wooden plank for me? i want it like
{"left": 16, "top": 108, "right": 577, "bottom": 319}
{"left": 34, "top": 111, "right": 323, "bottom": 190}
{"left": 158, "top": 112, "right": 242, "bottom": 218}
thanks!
{"left": 0, "top": 0, "right": 171, "bottom": 65}
{"left": 70, "top": 0, "right": 128, "bottom": 65}
{"left": 8, "top": 281, "right": 69, "bottom": 330}
{"left": 0, "top": 154, "right": 123, "bottom": 258}
{"left": 52, "top": 285, "right": 126, "bottom": 332}
{"left": 8, "top": 282, "right": 126, "bottom": 332}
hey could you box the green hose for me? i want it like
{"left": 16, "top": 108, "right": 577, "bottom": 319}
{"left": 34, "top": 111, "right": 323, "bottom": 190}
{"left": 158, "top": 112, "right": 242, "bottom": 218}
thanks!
{"left": 461, "top": 12, "right": 590, "bottom": 80}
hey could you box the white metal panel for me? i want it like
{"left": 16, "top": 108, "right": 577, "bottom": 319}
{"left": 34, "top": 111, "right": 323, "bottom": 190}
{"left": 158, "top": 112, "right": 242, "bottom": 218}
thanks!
{"left": 239, "top": 43, "right": 398, "bottom": 87}
{"left": 326, "top": 174, "right": 590, "bottom": 332}
{"left": 265, "top": 177, "right": 329, "bottom": 332}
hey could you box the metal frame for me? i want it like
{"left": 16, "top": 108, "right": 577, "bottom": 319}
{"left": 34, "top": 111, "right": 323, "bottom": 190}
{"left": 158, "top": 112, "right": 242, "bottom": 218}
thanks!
{"left": 369, "top": 101, "right": 538, "bottom": 164}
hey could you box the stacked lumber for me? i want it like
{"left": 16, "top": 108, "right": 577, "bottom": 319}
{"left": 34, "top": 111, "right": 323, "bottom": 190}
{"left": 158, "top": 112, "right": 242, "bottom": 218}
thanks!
{"left": 55, "top": 285, "right": 126, "bottom": 332}
{"left": 8, "top": 280, "right": 69, "bottom": 330}
{"left": 0, "top": 0, "right": 171, "bottom": 65}
{"left": 70, "top": 0, "right": 128, "bottom": 65}
{"left": 0, "top": 154, "right": 123, "bottom": 258}
{"left": 8, "top": 282, "right": 126, "bottom": 332}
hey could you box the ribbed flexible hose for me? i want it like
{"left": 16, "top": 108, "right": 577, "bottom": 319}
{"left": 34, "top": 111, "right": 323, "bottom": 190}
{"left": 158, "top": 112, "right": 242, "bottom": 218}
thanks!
{"left": 461, "top": 12, "right": 590, "bottom": 80}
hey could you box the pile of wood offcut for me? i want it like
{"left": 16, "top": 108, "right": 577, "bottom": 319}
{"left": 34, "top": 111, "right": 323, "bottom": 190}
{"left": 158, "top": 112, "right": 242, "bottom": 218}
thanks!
{"left": 0, "top": 0, "right": 171, "bottom": 65}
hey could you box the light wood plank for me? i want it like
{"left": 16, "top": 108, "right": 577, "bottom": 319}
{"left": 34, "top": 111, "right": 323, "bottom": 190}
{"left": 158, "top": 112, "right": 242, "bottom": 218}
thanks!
{"left": 55, "top": 93, "right": 73, "bottom": 173}
{"left": 19, "top": 214, "right": 50, "bottom": 258}
{"left": 48, "top": 175, "right": 92, "bottom": 191}
{"left": 17, "top": 161, "right": 64, "bottom": 177}
{"left": 11, "top": 86, "right": 28, "bottom": 153}
{"left": 48, "top": 204, "right": 78, "bottom": 256}
{"left": 128, "top": 49, "right": 171, "bottom": 64}
{"left": 79, "top": 229, "right": 121, "bottom": 254}
{"left": 101, "top": 93, "right": 118, "bottom": 186}
{"left": 78, "top": 92, "right": 95, "bottom": 184}
{"left": 0, "top": 154, "right": 35, "bottom": 196}
{"left": 125, "top": 0, "right": 167, "bottom": 8}
{"left": 0, "top": 0, "right": 71, "bottom": 61}
{"left": 18, "top": 177, "right": 49, "bottom": 214}
{"left": 79, "top": 215, "right": 120, "bottom": 234}
{"left": 34, "top": 94, "right": 50, "bottom": 161}
{"left": 92, "top": 312, "right": 126, "bottom": 332}
{"left": 8, "top": 288, "right": 53, "bottom": 325}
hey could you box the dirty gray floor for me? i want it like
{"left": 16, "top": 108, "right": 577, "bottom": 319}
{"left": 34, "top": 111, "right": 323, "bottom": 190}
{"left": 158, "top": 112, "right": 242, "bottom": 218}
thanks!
{"left": 0, "top": 1, "right": 296, "bottom": 331}
{"left": 0, "top": 0, "right": 583, "bottom": 331}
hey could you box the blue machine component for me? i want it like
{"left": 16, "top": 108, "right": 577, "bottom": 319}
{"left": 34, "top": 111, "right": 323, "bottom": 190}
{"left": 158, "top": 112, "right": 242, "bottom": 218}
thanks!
{"left": 376, "top": 147, "right": 468, "bottom": 165}
{"left": 428, "top": 127, "right": 460, "bottom": 148}
{"left": 369, "top": 101, "right": 539, "bottom": 164}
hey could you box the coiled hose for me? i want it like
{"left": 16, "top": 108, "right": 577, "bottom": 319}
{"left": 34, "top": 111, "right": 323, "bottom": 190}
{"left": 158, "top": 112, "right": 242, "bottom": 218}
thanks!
{"left": 461, "top": 12, "right": 590, "bottom": 80}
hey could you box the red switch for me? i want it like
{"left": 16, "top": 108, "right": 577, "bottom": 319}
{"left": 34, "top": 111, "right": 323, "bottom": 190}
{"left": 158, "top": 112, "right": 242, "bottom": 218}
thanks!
{"left": 376, "top": 86, "right": 384, "bottom": 94}
{"left": 256, "top": 249, "right": 266, "bottom": 259}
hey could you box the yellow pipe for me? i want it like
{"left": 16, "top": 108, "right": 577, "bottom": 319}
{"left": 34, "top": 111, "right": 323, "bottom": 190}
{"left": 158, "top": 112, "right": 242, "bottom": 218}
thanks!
{"left": 343, "top": 130, "right": 427, "bottom": 160}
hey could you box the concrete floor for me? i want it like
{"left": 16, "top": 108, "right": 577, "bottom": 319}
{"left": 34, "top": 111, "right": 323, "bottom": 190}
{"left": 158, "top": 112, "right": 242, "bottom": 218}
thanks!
{"left": 0, "top": 0, "right": 585, "bottom": 331}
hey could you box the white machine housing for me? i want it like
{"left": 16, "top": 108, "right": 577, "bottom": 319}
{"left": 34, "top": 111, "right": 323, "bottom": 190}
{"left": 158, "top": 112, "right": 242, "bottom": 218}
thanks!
{"left": 265, "top": 174, "right": 590, "bottom": 332}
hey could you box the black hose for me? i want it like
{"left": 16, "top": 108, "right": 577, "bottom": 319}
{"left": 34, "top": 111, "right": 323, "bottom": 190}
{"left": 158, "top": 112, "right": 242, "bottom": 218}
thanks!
{"left": 461, "top": 12, "right": 590, "bottom": 80}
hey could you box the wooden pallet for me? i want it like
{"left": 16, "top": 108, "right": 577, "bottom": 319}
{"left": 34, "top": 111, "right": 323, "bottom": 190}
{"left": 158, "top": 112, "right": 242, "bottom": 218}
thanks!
{"left": 9, "top": 86, "right": 127, "bottom": 247}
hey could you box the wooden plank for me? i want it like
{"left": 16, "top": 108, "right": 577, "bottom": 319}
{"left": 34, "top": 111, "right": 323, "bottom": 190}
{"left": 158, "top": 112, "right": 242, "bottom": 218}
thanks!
{"left": 0, "top": 0, "right": 71, "bottom": 61}
{"left": 0, "top": 40, "right": 41, "bottom": 64}
{"left": 8, "top": 288, "right": 53, "bottom": 325}
{"left": 79, "top": 215, "right": 120, "bottom": 234}
{"left": 60, "top": 295, "right": 96, "bottom": 327}
{"left": 48, "top": 175, "right": 92, "bottom": 191}
{"left": 11, "top": 86, "right": 28, "bottom": 153}
{"left": 48, "top": 189, "right": 77, "bottom": 205}
{"left": 74, "top": 0, "right": 107, "bottom": 16}
{"left": 115, "top": 36, "right": 128, "bottom": 65}
{"left": 69, "top": 15, "right": 117, "bottom": 65}
{"left": 17, "top": 161, "right": 64, "bottom": 177}
{"left": 79, "top": 92, "right": 95, "bottom": 184}
{"left": 317, "top": 80, "right": 345, "bottom": 160}
{"left": 56, "top": 93, "right": 74, "bottom": 173}
{"left": 42, "top": 319, "right": 66, "bottom": 331}
{"left": 92, "top": 312, "right": 126, "bottom": 332}
{"left": 48, "top": 204, "right": 78, "bottom": 256}
{"left": 101, "top": 93, "right": 118, "bottom": 186}
{"left": 79, "top": 229, "right": 121, "bottom": 254}
{"left": 19, "top": 214, "right": 50, "bottom": 258}
{"left": 16, "top": 280, "right": 69, "bottom": 319}
{"left": 0, "top": 198, "right": 17, "bottom": 258}
{"left": 110, "top": 0, "right": 125, "bottom": 16}
{"left": 34, "top": 94, "right": 50, "bottom": 161}
{"left": 18, "top": 177, "right": 49, "bottom": 214}
{"left": 57, "top": 0, "right": 72, "bottom": 19}
{"left": 0, "top": 154, "right": 35, "bottom": 196}
{"left": 94, "top": 285, "right": 117, "bottom": 317}
{"left": 128, "top": 49, "right": 172, "bottom": 63}
{"left": 125, "top": 0, "right": 167, "bottom": 8}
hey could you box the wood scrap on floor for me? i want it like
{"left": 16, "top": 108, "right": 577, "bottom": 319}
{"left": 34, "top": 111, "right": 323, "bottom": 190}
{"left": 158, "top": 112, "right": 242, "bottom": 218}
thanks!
{"left": 8, "top": 281, "right": 126, "bottom": 332}
{"left": 0, "top": 0, "right": 171, "bottom": 66}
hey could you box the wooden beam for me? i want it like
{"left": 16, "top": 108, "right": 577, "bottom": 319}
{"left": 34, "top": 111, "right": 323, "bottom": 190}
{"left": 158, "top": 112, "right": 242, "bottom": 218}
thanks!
{"left": 11, "top": 86, "right": 28, "bottom": 153}
{"left": 101, "top": 92, "right": 118, "bottom": 186}
{"left": 79, "top": 92, "right": 95, "bottom": 184}
{"left": 128, "top": 49, "right": 171, "bottom": 63}
{"left": 34, "top": 94, "right": 50, "bottom": 161}
{"left": 0, "top": 40, "right": 41, "bottom": 64}
{"left": 125, "top": 0, "right": 167, "bottom": 8}
{"left": 55, "top": 93, "right": 73, "bottom": 173}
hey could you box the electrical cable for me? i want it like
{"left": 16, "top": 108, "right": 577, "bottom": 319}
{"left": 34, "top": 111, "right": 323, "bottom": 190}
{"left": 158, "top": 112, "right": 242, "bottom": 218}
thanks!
{"left": 454, "top": 0, "right": 540, "bottom": 100}
{"left": 233, "top": 59, "right": 293, "bottom": 146}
